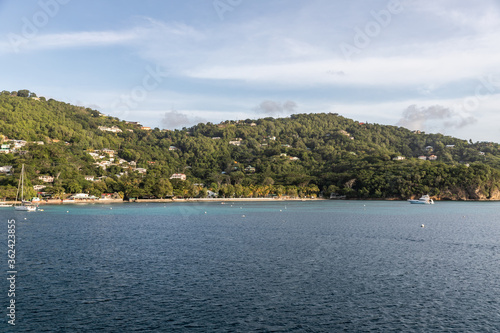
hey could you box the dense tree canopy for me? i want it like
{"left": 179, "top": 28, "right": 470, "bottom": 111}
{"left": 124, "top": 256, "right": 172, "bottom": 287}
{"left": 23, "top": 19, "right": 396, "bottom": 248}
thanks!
{"left": 1, "top": 91, "right": 500, "bottom": 200}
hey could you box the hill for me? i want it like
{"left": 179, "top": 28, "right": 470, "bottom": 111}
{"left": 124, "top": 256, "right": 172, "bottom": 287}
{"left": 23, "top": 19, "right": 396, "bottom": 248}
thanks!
{"left": 1, "top": 90, "right": 500, "bottom": 201}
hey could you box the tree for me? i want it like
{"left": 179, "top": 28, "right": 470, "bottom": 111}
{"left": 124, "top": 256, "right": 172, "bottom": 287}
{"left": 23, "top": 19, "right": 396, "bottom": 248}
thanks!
{"left": 153, "top": 178, "right": 173, "bottom": 198}
{"left": 262, "top": 177, "right": 274, "bottom": 186}
{"left": 17, "top": 89, "right": 30, "bottom": 97}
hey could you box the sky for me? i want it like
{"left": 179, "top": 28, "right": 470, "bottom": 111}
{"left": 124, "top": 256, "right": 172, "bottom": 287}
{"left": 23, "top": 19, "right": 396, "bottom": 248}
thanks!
{"left": 1, "top": 0, "right": 500, "bottom": 142}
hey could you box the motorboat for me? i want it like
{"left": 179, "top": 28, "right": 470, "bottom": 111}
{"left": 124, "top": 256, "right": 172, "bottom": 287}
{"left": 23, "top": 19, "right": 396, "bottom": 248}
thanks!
{"left": 408, "top": 194, "right": 434, "bottom": 205}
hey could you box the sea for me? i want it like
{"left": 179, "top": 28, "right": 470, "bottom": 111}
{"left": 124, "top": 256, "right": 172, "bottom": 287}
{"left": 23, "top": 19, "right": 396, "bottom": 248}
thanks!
{"left": 2, "top": 200, "right": 500, "bottom": 332}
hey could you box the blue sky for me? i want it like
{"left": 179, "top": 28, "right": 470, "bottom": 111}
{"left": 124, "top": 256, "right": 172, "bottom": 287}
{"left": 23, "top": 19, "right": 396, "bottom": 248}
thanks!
{"left": 1, "top": 0, "right": 500, "bottom": 142}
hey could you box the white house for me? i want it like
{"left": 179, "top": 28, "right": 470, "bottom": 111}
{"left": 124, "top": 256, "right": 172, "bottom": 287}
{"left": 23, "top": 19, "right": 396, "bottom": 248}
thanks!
{"left": 98, "top": 126, "right": 122, "bottom": 133}
{"left": 0, "top": 165, "right": 13, "bottom": 173}
{"left": 244, "top": 166, "right": 256, "bottom": 173}
{"left": 38, "top": 175, "right": 54, "bottom": 183}
{"left": 71, "top": 193, "right": 98, "bottom": 199}
{"left": 207, "top": 190, "right": 218, "bottom": 198}
{"left": 170, "top": 173, "right": 187, "bottom": 181}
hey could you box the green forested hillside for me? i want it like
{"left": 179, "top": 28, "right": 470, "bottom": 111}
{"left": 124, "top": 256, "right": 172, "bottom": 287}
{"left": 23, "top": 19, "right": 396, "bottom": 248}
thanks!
{"left": 1, "top": 90, "right": 500, "bottom": 200}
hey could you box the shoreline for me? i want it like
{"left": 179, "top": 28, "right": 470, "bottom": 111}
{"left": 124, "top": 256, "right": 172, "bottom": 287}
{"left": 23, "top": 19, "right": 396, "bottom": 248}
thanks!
{"left": 2, "top": 197, "right": 500, "bottom": 205}
{"left": 1, "top": 197, "right": 326, "bottom": 205}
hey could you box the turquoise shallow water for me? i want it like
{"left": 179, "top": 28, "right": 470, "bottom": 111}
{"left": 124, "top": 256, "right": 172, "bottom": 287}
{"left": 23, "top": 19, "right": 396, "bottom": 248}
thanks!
{"left": 2, "top": 201, "right": 500, "bottom": 332}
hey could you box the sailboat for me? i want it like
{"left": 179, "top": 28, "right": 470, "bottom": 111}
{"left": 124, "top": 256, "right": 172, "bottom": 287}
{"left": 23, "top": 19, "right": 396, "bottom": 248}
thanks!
{"left": 14, "top": 164, "right": 37, "bottom": 212}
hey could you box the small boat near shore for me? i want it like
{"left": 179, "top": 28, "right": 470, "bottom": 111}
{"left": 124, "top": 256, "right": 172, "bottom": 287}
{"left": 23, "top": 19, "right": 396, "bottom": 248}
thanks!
{"left": 0, "top": 203, "right": 13, "bottom": 208}
{"left": 408, "top": 194, "right": 434, "bottom": 205}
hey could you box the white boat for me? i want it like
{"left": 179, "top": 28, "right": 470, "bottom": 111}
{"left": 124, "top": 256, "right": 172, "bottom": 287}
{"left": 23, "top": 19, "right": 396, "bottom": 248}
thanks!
{"left": 14, "top": 164, "right": 37, "bottom": 212}
{"left": 0, "top": 203, "right": 13, "bottom": 208}
{"left": 408, "top": 194, "right": 434, "bottom": 205}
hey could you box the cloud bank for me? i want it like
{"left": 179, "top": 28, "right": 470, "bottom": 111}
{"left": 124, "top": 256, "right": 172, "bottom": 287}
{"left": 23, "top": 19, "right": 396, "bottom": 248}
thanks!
{"left": 397, "top": 105, "right": 477, "bottom": 132}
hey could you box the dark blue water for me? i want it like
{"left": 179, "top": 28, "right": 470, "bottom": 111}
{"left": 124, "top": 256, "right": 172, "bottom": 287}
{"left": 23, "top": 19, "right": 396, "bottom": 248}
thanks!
{"left": 2, "top": 201, "right": 500, "bottom": 332}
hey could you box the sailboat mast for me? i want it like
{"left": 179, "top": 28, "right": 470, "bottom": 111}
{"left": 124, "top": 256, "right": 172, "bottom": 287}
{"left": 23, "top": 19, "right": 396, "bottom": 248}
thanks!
{"left": 21, "top": 164, "right": 24, "bottom": 201}
{"left": 15, "top": 166, "right": 21, "bottom": 204}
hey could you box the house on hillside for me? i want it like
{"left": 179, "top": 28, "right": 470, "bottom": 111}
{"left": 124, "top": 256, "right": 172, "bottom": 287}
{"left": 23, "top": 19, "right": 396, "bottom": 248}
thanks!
{"left": 170, "top": 173, "right": 186, "bottom": 181}
{"left": 101, "top": 148, "right": 115, "bottom": 156}
{"left": 38, "top": 175, "right": 54, "bottom": 183}
{"left": 207, "top": 190, "right": 218, "bottom": 198}
{"left": 244, "top": 165, "right": 256, "bottom": 173}
{"left": 0, "top": 165, "right": 13, "bottom": 174}
{"left": 98, "top": 126, "right": 122, "bottom": 133}
{"left": 125, "top": 121, "right": 141, "bottom": 126}
{"left": 10, "top": 140, "right": 27, "bottom": 149}
{"left": 392, "top": 156, "right": 405, "bottom": 161}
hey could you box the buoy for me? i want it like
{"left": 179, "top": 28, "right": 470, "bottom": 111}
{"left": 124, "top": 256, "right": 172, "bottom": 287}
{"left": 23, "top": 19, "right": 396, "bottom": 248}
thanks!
{"left": 24, "top": 218, "right": 27, "bottom": 220}
{"left": 67, "top": 211, "right": 69, "bottom": 213}
{"left": 421, "top": 224, "right": 425, "bottom": 228}
{"left": 242, "top": 215, "right": 245, "bottom": 217}
{"left": 205, "top": 211, "right": 207, "bottom": 214}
